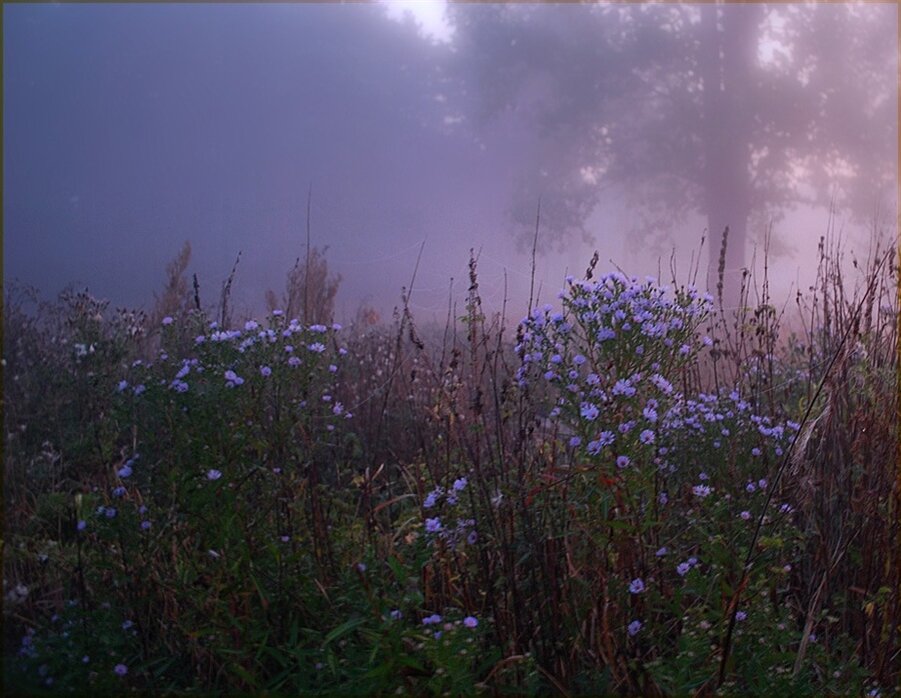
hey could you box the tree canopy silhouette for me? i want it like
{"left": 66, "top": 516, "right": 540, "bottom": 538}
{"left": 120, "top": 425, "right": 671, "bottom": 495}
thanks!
{"left": 445, "top": 3, "right": 897, "bottom": 304}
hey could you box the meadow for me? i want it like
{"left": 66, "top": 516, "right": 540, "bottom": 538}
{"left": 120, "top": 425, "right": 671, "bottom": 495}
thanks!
{"left": 3, "top": 235, "right": 898, "bottom": 696}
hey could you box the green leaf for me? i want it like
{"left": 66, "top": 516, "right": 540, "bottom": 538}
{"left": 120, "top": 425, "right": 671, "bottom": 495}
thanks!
{"left": 324, "top": 616, "right": 366, "bottom": 646}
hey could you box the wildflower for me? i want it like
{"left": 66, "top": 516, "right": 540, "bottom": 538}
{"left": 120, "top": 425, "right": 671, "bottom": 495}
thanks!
{"left": 452, "top": 477, "right": 467, "bottom": 492}
{"left": 433, "top": 631, "right": 443, "bottom": 639}
{"left": 628, "top": 620, "right": 642, "bottom": 636}
{"left": 308, "top": 342, "right": 326, "bottom": 353}
{"left": 77, "top": 520, "right": 86, "bottom": 531}
{"left": 655, "top": 546, "right": 667, "bottom": 557}
{"left": 687, "top": 557, "right": 698, "bottom": 566}
{"left": 161, "top": 316, "right": 173, "bottom": 326}
{"left": 244, "top": 320, "right": 258, "bottom": 331}
{"left": 740, "top": 511, "right": 751, "bottom": 520}
{"left": 287, "top": 356, "right": 301, "bottom": 367}
{"left": 676, "top": 562, "right": 690, "bottom": 576}
{"left": 260, "top": 366, "right": 272, "bottom": 377}
{"left": 206, "top": 469, "right": 222, "bottom": 481}
{"left": 390, "top": 609, "right": 403, "bottom": 620}
{"left": 569, "top": 436, "right": 582, "bottom": 448}
{"left": 751, "top": 447, "right": 761, "bottom": 457}
{"left": 746, "top": 482, "right": 756, "bottom": 493}
{"left": 140, "top": 520, "right": 151, "bottom": 531}
{"left": 117, "top": 380, "right": 128, "bottom": 392}
{"left": 616, "top": 455, "right": 631, "bottom": 469}
{"left": 104, "top": 507, "right": 117, "bottom": 519}
{"left": 658, "top": 491, "right": 668, "bottom": 505}
{"left": 112, "top": 486, "right": 126, "bottom": 498}
{"left": 463, "top": 616, "right": 478, "bottom": 628}
{"left": 422, "top": 614, "right": 442, "bottom": 625}
{"left": 639, "top": 429, "right": 655, "bottom": 445}
{"left": 466, "top": 530, "right": 478, "bottom": 545}
{"left": 224, "top": 369, "right": 244, "bottom": 387}
{"left": 423, "top": 490, "right": 440, "bottom": 509}
{"left": 114, "top": 663, "right": 128, "bottom": 676}
{"left": 122, "top": 620, "right": 133, "bottom": 630}
{"left": 758, "top": 478, "right": 767, "bottom": 489}
{"left": 117, "top": 465, "right": 132, "bottom": 478}
{"left": 628, "top": 578, "right": 645, "bottom": 594}
{"left": 425, "top": 517, "right": 442, "bottom": 533}
{"left": 580, "top": 402, "right": 599, "bottom": 421}
{"left": 356, "top": 562, "right": 367, "bottom": 573}
{"left": 692, "top": 485, "right": 712, "bottom": 498}
{"left": 736, "top": 611, "right": 747, "bottom": 621}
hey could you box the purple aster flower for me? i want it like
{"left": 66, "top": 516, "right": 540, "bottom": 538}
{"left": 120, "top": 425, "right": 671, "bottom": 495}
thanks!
{"left": 206, "top": 469, "right": 222, "bottom": 481}
{"left": 390, "top": 609, "right": 402, "bottom": 620}
{"left": 692, "top": 485, "right": 712, "bottom": 498}
{"left": 422, "top": 614, "right": 442, "bottom": 625}
{"left": 629, "top": 578, "right": 645, "bottom": 594}
{"left": 260, "top": 366, "right": 272, "bottom": 377}
{"left": 639, "top": 429, "right": 655, "bottom": 445}
{"left": 453, "top": 477, "right": 468, "bottom": 492}
{"left": 655, "top": 546, "right": 668, "bottom": 557}
{"left": 677, "top": 562, "right": 691, "bottom": 576}
{"left": 740, "top": 511, "right": 751, "bottom": 520}
{"left": 580, "top": 402, "right": 600, "bottom": 421}
{"left": 616, "top": 455, "right": 631, "bottom": 469}
{"left": 463, "top": 616, "right": 478, "bottom": 628}
{"left": 628, "top": 619, "right": 642, "bottom": 636}
{"left": 114, "top": 663, "right": 128, "bottom": 676}
{"left": 736, "top": 611, "right": 747, "bottom": 621}
{"left": 425, "top": 517, "right": 442, "bottom": 533}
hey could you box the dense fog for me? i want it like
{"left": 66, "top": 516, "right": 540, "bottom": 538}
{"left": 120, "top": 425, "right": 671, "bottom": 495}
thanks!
{"left": 4, "top": 2, "right": 897, "bottom": 322}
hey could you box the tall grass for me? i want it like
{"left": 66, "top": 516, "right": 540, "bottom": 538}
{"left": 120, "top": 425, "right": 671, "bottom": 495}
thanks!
{"left": 3, "top": 238, "right": 897, "bottom": 696}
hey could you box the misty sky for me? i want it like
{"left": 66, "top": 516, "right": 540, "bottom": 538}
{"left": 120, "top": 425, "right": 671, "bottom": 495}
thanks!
{"left": 4, "top": 2, "right": 897, "bottom": 323}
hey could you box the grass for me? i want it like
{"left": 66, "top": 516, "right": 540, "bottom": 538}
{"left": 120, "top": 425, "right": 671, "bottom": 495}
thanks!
{"left": 2, "top": 234, "right": 898, "bottom": 696}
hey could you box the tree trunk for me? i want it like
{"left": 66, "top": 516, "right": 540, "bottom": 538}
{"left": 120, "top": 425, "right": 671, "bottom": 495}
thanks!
{"left": 700, "top": 3, "right": 758, "bottom": 310}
